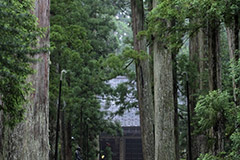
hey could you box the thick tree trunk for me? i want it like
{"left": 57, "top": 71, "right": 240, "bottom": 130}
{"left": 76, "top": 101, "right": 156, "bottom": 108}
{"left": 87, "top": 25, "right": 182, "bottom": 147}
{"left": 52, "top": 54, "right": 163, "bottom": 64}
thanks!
{"left": 2, "top": 0, "right": 50, "bottom": 159}
{"left": 152, "top": 3, "right": 176, "bottom": 157}
{"left": 207, "top": 20, "right": 223, "bottom": 155}
{"left": 190, "top": 20, "right": 223, "bottom": 157}
{"left": 131, "top": 1, "right": 155, "bottom": 160}
{"left": 152, "top": 1, "right": 176, "bottom": 159}
{"left": 189, "top": 29, "right": 199, "bottom": 160}
{"left": 208, "top": 21, "right": 221, "bottom": 91}
{"left": 189, "top": 28, "right": 209, "bottom": 160}
{"left": 153, "top": 39, "right": 176, "bottom": 160}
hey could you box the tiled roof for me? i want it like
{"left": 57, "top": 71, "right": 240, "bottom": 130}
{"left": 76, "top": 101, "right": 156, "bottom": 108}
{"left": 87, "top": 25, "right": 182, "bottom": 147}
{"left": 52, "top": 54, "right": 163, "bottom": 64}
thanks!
{"left": 100, "top": 76, "right": 140, "bottom": 127}
{"left": 113, "top": 108, "right": 140, "bottom": 127}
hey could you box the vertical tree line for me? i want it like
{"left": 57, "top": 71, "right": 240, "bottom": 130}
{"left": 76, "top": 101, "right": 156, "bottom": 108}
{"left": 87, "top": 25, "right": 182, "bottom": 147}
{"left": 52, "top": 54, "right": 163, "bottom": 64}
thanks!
{"left": 130, "top": 0, "right": 240, "bottom": 159}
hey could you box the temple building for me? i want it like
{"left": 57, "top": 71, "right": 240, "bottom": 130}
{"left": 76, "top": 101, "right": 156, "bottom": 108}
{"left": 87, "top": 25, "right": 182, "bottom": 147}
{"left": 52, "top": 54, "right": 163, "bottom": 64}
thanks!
{"left": 100, "top": 76, "right": 143, "bottom": 160}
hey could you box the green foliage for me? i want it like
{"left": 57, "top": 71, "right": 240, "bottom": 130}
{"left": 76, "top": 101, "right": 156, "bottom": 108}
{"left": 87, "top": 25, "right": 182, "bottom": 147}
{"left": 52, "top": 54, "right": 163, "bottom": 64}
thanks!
{"left": 146, "top": 0, "right": 240, "bottom": 53}
{"left": 178, "top": 104, "right": 188, "bottom": 158}
{"left": 105, "top": 146, "right": 113, "bottom": 160}
{"left": 195, "top": 90, "right": 234, "bottom": 132}
{"left": 145, "top": 1, "right": 240, "bottom": 159}
{"left": 194, "top": 90, "right": 240, "bottom": 158}
{"left": 197, "top": 130, "right": 240, "bottom": 159}
{"left": 197, "top": 153, "right": 221, "bottom": 160}
{"left": 113, "top": 14, "right": 132, "bottom": 54}
{"left": 227, "top": 131, "right": 240, "bottom": 160}
{"left": 229, "top": 59, "right": 240, "bottom": 99}
{"left": 50, "top": 0, "right": 126, "bottom": 159}
{"left": 146, "top": 0, "right": 188, "bottom": 50}
{"left": 145, "top": 0, "right": 240, "bottom": 159}
{"left": 122, "top": 47, "right": 149, "bottom": 61}
{"left": 0, "top": 0, "right": 43, "bottom": 127}
{"left": 100, "top": 53, "right": 128, "bottom": 80}
{"left": 220, "top": 27, "right": 232, "bottom": 94}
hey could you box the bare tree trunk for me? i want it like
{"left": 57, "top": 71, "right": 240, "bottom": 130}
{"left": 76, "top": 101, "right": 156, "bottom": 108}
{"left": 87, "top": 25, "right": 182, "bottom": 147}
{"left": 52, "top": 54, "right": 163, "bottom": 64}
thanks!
{"left": 153, "top": 38, "right": 176, "bottom": 160}
{"left": 152, "top": 1, "right": 176, "bottom": 157}
{"left": 2, "top": 0, "right": 50, "bottom": 159}
{"left": 131, "top": 1, "right": 155, "bottom": 160}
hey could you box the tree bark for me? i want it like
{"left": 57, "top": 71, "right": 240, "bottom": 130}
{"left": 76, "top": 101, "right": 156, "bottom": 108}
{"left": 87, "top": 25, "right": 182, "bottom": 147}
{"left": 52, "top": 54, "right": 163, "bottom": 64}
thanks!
{"left": 189, "top": 28, "right": 209, "bottom": 160}
{"left": 190, "top": 19, "right": 223, "bottom": 157}
{"left": 152, "top": 1, "right": 176, "bottom": 157}
{"left": 208, "top": 21, "right": 222, "bottom": 91}
{"left": 2, "top": 0, "right": 50, "bottom": 159}
{"left": 226, "top": 14, "right": 239, "bottom": 105}
{"left": 131, "top": 1, "right": 155, "bottom": 160}
{"left": 153, "top": 39, "right": 176, "bottom": 160}
{"left": 207, "top": 20, "right": 223, "bottom": 155}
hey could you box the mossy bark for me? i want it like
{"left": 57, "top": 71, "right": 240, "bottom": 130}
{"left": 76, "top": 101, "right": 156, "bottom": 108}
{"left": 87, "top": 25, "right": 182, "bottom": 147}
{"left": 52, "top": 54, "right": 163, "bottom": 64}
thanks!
{"left": 1, "top": 0, "right": 50, "bottom": 159}
{"left": 226, "top": 14, "right": 239, "bottom": 105}
{"left": 152, "top": 1, "right": 176, "bottom": 159}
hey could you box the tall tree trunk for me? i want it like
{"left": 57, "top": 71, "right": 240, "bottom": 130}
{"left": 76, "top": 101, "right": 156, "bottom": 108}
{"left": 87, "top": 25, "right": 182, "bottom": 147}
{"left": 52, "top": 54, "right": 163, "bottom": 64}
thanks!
{"left": 189, "top": 28, "right": 209, "bottom": 160}
{"left": 208, "top": 21, "right": 222, "bottom": 91}
{"left": 226, "top": 14, "right": 239, "bottom": 105}
{"left": 207, "top": 20, "right": 223, "bottom": 155}
{"left": 153, "top": 35, "right": 176, "bottom": 160}
{"left": 153, "top": 2, "right": 176, "bottom": 159}
{"left": 131, "top": 1, "right": 155, "bottom": 160}
{"left": 172, "top": 51, "right": 179, "bottom": 160}
{"left": 2, "top": 0, "right": 50, "bottom": 159}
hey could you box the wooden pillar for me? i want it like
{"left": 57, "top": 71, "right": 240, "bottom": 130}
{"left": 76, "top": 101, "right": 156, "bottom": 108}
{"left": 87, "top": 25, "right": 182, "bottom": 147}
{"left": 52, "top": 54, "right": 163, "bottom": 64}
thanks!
{"left": 119, "top": 137, "right": 125, "bottom": 160}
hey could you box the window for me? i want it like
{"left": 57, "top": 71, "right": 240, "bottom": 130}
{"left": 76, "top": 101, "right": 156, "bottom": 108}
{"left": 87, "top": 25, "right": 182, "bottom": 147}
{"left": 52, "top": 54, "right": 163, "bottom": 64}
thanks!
{"left": 125, "top": 139, "right": 143, "bottom": 160}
